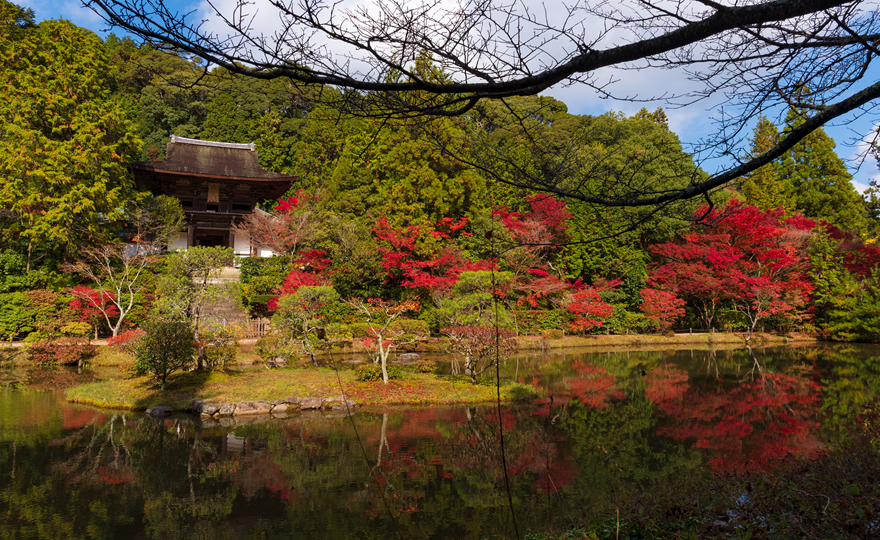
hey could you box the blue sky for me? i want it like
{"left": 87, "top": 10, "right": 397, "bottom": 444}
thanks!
{"left": 22, "top": 0, "right": 880, "bottom": 195}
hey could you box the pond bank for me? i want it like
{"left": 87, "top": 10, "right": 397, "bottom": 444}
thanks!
{"left": 64, "top": 368, "right": 539, "bottom": 412}
{"left": 519, "top": 330, "right": 816, "bottom": 350}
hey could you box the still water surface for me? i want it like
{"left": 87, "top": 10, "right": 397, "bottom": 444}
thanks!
{"left": 1, "top": 344, "right": 878, "bottom": 539}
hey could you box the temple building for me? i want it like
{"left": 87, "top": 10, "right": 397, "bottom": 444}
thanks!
{"left": 130, "top": 136, "right": 296, "bottom": 256}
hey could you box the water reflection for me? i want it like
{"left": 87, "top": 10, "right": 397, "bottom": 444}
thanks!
{"left": 1, "top": 344, "right": 878, "bottom": 539}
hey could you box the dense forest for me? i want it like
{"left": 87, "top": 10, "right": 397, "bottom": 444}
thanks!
{"left": 2, "top": 0, "right": 880, "bottom": 346}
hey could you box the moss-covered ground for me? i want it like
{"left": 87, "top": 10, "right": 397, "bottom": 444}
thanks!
{"left": 64, "top": 367, "right": 538, "bottom": 411}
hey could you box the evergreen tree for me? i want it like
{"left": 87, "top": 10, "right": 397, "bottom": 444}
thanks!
{"left": 780, "top": 106, "right": 866, "bottom": 232}
{"left": 864, "top": 177, "right": 880, "bottom": 240}
{"left": 740, "top": 116, "right": 787, "bottom": 210}
{"left": 0, "top": 0, "right": 34, "bottom": 40}
{"left": 0, "top": 18, "right": 140, "bottom": 267}
{"left": 807, "top": 225, "right": 853, "bottom": 330}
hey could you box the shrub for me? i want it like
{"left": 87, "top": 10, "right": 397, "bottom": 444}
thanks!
{"left": 200, "top": 324, "right": 238, "bottom": 371}
{"left": 355, "top": 364, "right": 403, "bottom": 382}
{"left": 60, "top": 321, "right": 93, "bottom": 338}
{"left": 27, "top": 339, "right": 97, "bottom": 366}
{"left": 204, "top": 346, "right": 236, "bottom": 371}
{"left": 542, "top": 329, "right": 564, "bottom": 339}
{"left": 254, "top": 336, "right": 280, "bottom": 359}
{"left": 414, "top": 359, "right": 437, "bottom": 373}
{"left": 254, "top": 335, "right": 298, "bottom": 367}
{"left": 131, "top": 321, "right": 195, "bottom": 390}
{"left": 106, "top": 329, "right": 146, "bottom": 349}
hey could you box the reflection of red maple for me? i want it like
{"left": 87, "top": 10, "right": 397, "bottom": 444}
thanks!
{"left": 644, "top": 366, "right": 690, "bottom": 416}
{"left": 63, "top": 408, "right": 107, "bottom": 430}
{"left": 646, "top": 366, "right": 822, "bottom": 474}
{"left": 97, "top": 465, "right": 134, "bottom": 484}
{"left": 506, "top": 431, "right": 579, "bottom": 494}
{"left": 568, "top": 362, "right": 622, "bottom": 409}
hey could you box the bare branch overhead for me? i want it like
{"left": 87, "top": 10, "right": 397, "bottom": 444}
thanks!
{"left": 84, "top": 0, "right": 880, "bottom": 207}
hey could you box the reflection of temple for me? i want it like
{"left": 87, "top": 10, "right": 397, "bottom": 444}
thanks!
{"left": 130, "top": 135, "right": 296, "bottom": 256}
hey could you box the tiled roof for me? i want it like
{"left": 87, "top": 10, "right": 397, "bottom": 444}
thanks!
{"left": 130, "top": 135, "right": 295, "bottom": 180}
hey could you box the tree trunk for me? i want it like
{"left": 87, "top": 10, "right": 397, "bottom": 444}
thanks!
{"left": 380, "top": 351, "right": 389, "bottom": 384}
{"left": 194, "top": 308, "right": 204, "bottom": 370}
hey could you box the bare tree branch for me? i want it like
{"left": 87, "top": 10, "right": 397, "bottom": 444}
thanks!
{"left": 83, "top": 0, "right": 880, "bottom": 208}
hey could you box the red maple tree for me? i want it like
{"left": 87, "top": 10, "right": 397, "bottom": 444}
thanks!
{"left": 231, "top": 190, "right": 320, "bottom": 256}
{"left": 648, "top": 200, "right": 813, "bottom": 338}
{"left": 68, "top": 285, "right": 119, "bottom": 338}
{"left": 566, "top": 287, "right": 615, "bottom": 333}
{"left": 640, "top": 288, "right": 686, "bottom": 332}
{"left": 372, "top": 216, "right": 495, "bottom": 294}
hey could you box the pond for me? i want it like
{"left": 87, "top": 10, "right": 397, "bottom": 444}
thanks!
{"left": 2, "top": 344, "right": 879, "bottom": 539}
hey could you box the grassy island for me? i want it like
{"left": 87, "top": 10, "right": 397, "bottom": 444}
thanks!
{"left": 65, "top": 367, "right": 539, "bottom": 411}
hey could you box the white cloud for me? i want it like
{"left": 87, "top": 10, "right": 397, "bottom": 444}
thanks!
{"left": 22, "top": 0, "right": 105, "bottom": 29}
{"left": 849, "top": 123, "right": 880, "bottom": 195}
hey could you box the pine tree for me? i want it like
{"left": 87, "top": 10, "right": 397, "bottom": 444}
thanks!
{"left": 780, "top": 106, "right": 866, "bottom": 232}
{"left": 807, "top": 225, "right": 853, "bottom": 330}
{"left": 740, "top": 116, "right": 787, "bottom": 210}
{"left": 864, "top": 177, "right": 880, "bottom": 240}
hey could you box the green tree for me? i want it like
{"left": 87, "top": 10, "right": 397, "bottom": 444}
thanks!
{"left": 0, "top": 0, "right": 34, "bottom": 40}
{"left": 740, "top": 116, "right": 787, "bottom": 210}
{"left": 153, "top": 247, "right": 236, "bottom": 370}
{"left": 128, "top": 51, "right": 212, "bottom": 160}
{"left": 0, "top": 18, "right": 141, "bottom": 267}
{"left": 780, "top": 106, "right": 866, "bottom": 232}
{"left": 807, "top": 225, "right": 854, "bottom": 331}
{"left": 825, "top": 269, "right": 880, "bottom": 342}
{"left": 274, "top": 285, "right": 340, "bottom": 365}
{"left": 133, "top": 320, "right": 195, "bottom": 390}
{"left": 431, "top": 271, "right": 515, "bottom": 329}
{"left": 864, "top": 177, "right": 880, "bottom": 240}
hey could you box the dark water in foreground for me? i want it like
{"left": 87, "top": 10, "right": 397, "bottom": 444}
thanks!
{"left": 1, "top": 344, "right": 879, "bottom": 539}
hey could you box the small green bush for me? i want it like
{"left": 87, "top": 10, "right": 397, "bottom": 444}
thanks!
{"left": 204, "top": 346, "right": 236, "bottom": 371}
{"left": 254, "top": 336, "right": 279, "bottom": 358}
{"left": 413, "top": 359, "right": 437, "bottom": 373}
{"left": 355, "top": 364, "right": 403, "bottom": 382}
{"left": 132, "top": 320, "right": 195, "bottom": 390}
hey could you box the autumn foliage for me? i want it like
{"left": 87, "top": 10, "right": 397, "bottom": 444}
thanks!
{"left": 648, "top": 200, "right": 813, "bottom": 336}
{"left": 640, "top": 289, "right": 686, "bottom": 332}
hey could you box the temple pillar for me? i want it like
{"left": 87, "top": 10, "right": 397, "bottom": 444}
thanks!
{"left": 187, "top": 224, "right": 195, "bottom": 248}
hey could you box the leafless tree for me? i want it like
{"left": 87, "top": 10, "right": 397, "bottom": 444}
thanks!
{"left": 64, "top": 196, "right": 185, "bottom": 337}
{"left": 85, "top": 0, "right": 880, "bottom": 209}
{"left": 230, "top": 199, "right": 320, "bottom": 257}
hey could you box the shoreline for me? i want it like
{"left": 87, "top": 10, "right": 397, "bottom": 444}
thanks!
{"left": 4, "top": 332, "right": 827, "bottom": 413}
{"left": 63, "top": 369, "right": 541, "bottom": 412}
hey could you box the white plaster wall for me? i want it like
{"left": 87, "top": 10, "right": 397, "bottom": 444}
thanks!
{"left": 233, "top": 232, "right": 251, "bottom": 257}
{"left": 171, "top": 232, "right": 188, "bottom": 251}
